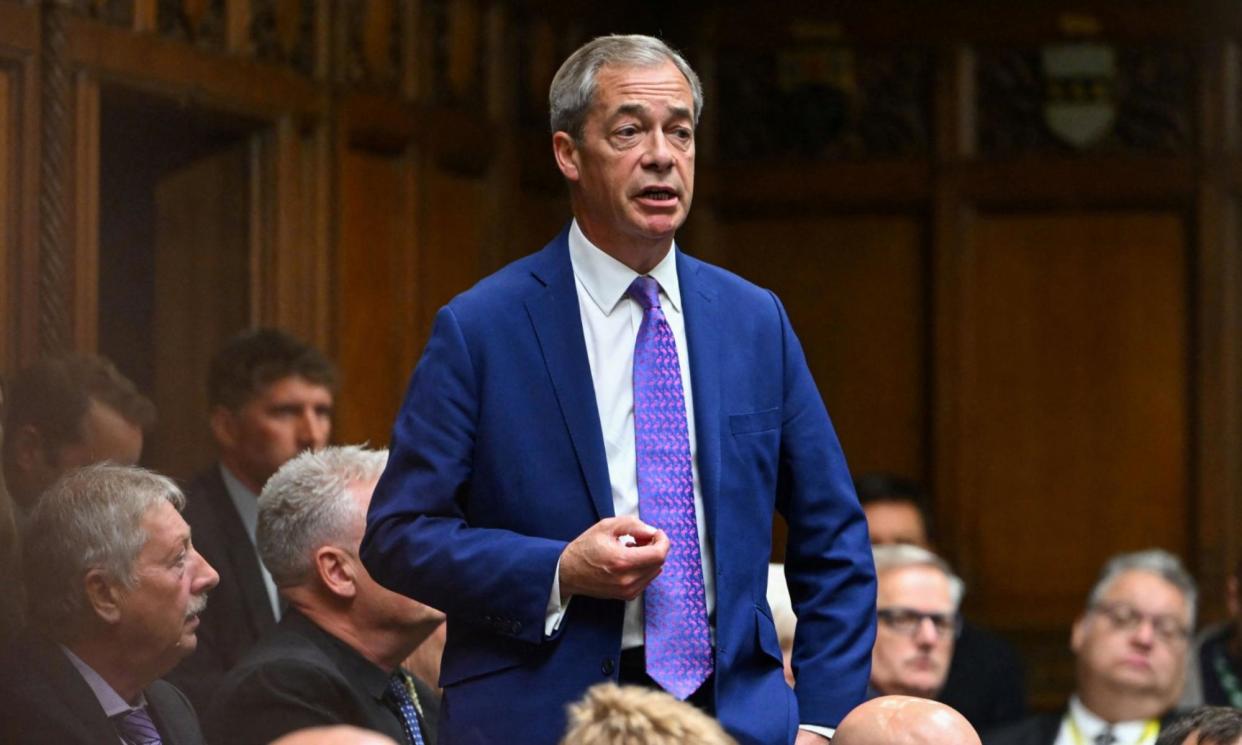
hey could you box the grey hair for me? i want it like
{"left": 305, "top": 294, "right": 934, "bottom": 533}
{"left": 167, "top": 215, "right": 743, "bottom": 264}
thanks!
{"left": 873, "top": 544, "right": 966, "bottom": 610}
{"left": 23, "top": 463, "right": 185, "bottom": 637}
{"left": 257, "top": 445, "right": 388, "bottom": 587}
{"left": 1087, "top": 548, "right": 1197, "bottom": 627}
{"left": 549, "top": 34, "right": 704, "bottom": 140}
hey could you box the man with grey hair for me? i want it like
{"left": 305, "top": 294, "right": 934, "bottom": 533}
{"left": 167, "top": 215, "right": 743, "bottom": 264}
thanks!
{"left": 869, "top": 544, "right": 965, "bottom": 699}
{"left": 209, "top": 445, "right": 442, "bottom": 745}
{"left": 362, "top": 32, "right": 874, "bottom": 745}
{"left": 985, "top": 549, "right": 1196, "bottom": 745}
{"left": 0, "top": 463, "right": 218, "bottom": 743}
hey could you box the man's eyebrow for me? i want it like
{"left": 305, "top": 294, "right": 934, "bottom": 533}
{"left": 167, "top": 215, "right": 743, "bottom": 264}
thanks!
{"left": 668, "top": 105, "right": 692, "bottom": 121}
{"left": 612, "top": 103, "right": 650, "bottom": 119}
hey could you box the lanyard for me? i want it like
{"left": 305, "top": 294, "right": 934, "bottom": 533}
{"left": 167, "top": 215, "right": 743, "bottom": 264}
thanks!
{"left": 1066, "top": 715, "right": 1159, "bottom": 745}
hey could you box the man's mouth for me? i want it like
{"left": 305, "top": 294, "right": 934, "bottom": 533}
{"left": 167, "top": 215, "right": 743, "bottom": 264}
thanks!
{"left": 636, "top": 187, "right": 677, "bottom": 203}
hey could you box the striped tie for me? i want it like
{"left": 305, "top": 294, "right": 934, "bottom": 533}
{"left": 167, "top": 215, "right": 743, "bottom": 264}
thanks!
{"left": 112, "top": 706, "right": 162, "bottom": 745}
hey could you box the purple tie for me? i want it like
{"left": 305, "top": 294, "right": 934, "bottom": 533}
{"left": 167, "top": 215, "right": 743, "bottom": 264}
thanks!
{"left": 628, "top": 275, "right": 713, "bottom": 700}
{"left": 112, "top": 707, "right": 162, "bottom": 744}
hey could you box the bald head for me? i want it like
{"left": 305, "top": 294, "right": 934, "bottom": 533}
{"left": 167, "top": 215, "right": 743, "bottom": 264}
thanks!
{"left": 269, "top": 726, "right": 398, "bottom": 745}
{"left": 834, "top": 696, "right": 981, "bottom": 745}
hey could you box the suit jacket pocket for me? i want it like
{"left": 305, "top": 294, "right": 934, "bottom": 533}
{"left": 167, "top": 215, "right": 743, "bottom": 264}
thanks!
{"left": 729, "top": 408, "right": 781, "bottom": 435}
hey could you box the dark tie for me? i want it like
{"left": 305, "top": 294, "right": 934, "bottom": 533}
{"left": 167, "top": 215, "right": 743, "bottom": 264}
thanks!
{"left": 384, "top": 671, "right": 427, "bottom": 745}
{"left": 1096, "top": 727, "right": 1116, "bottom": 745}
{"left": 111, "top": 707, "right": 162, "bottom": 745}
{"left": 627, "top": 275, "right": 713, "bottom": 700}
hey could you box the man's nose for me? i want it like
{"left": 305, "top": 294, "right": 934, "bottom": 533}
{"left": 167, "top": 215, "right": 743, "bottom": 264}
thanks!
{"left": 194, "top": 550, "right": 221, "bottom": 592}
{"left": 914, "top": 617, "right": 941, "bottom": 646}
{"left": 298, "top": 408, "right": 330, "bottom": 449}
{"left": 1130, "top": 618, "right": 1157, "bottom": 647}
{"left": 641, "top": 130, "right": 675, "bottom": 170}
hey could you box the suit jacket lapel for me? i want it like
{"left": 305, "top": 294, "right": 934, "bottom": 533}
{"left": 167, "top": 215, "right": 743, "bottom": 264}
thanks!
{"left": 678, "top": 251, "right": 722, "bottom": 549}
{"left": 524, "top": 229, "right": 613, "bottom": 521}
{"left": 206, "top": 469, "right": 276, "bottom": 636}
{"left": 33, "top": 636, "right": 122, "bottom": 740}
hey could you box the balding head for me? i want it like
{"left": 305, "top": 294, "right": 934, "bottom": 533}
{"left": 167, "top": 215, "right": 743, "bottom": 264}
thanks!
{"left": 269, "top": 725, "right": 398, "bottom": 745}
{"left": 834, "top": 696, "right": 980, "bottom": 745}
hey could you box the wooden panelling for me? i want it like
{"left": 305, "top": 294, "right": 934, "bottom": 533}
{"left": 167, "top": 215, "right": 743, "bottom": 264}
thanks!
{"left": 335, "top": 147, "right": 416, "bottom": 447}
{"left": 149, "top": 144, "right": 252, "bottom": 479}
{"left": 0, "top": 69, "right": 10, "bottom": 371}
{"left": 71, "top": 74, "right": 99, "bottom": 353}
{"left": 955, "top": 212, "right": 1189, "bottom": 624}
{"left": 717, "top": 215, "right": 928, "bottom": 480}
{"left": 417, "top": 164, "right": 486, "bottom": 338}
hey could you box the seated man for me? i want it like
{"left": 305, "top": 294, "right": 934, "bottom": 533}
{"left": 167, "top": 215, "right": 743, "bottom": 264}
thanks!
{"left": 209, "top": 446, "right": 443, "bottom": 745}
{"left": 870, "top": 544, "right": 964, "bottom": 700}
{"left": 835, "top": 696, "right": 981, "bottom": 745}
{"left": 856, "top": 472, "right": 1027, "bottom": 731}
{"left": 560, "top": 683, "right": 737, "bottom": 745}
{"left": 985, "top": 549, "right": 1195, "bottom": 745}
{"left": 1155, "top": 707, "right": 1242, "bottom": 745}
{"left": 1, "top": 353, "right": 156, "bottom": 645}
{"left": 1182, "top": 560, "right": 1242, "bottom": 708}
{"left": 170, "top": 327, "right": 336, "bottom": 712}
{"left": 0, "top": 464, "right": 218, "bottom": 743}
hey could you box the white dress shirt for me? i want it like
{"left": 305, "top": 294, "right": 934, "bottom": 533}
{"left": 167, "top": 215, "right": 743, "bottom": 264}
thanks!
{"left": 1054, "top": 696, "right": 1160, "bottom": 745}
{"left": 545, "top": 220, "right": 715, "bottom": 649}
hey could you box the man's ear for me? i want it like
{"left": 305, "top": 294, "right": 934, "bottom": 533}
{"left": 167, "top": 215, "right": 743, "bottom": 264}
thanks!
{"left": 552, "top": 131, "right": 581, "bottom": 182}
{"left": 208, "top": 406, "right": 237, "bottom": 450}
{"left": 1070, "top": 614, "right": 1087, "bottom": 654}
{"left": 315, "top": 546, "right": 358, "bottom": 600}
{"left": 84, "top": 568, "right": 123, "bottom": 625}
{"left": 11, "top": 424, "right": 47, "bottom": 473}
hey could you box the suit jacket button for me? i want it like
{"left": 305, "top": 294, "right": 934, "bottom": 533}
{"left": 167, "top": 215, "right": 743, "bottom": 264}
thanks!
{"left": 601, "top": 657, "right": 615, "bottom": 675}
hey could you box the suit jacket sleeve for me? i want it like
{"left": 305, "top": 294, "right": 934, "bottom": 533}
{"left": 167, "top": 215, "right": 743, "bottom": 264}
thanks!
{"left": 361, "top": 305, "right": 567, "bottom": 644}
{"left": 769, "top": 291, "right": 877, "bottom": 728}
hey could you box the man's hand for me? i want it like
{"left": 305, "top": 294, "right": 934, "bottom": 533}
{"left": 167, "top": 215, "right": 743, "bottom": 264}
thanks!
{"left": 795, "top": 730, "right": 831, "bottom": 745}
{"left": 559, "top": 516, "right": 668, "bottom": 601}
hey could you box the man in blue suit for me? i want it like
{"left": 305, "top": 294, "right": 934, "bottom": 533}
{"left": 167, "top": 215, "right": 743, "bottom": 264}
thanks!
{"left": 361, "top": 33, "right": 876, "bottom": 745}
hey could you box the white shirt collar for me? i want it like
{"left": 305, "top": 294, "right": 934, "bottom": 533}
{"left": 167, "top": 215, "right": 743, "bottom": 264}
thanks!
{"left": 60, "top": 644, "right": 148, "bottom": 715}
{"left": 1068, "top": 695, "right": 1157, "bottom": 744}
{"left": 567, "top": 220, "right": 682, "bottom": 316}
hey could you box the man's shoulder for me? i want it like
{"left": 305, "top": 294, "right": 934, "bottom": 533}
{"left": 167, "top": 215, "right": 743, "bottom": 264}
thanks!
{"left": 981, "top": 711, "right": 1062, "bottom": 745}
{"left": 676, "top": 249, "right": 782, "bottom": 311}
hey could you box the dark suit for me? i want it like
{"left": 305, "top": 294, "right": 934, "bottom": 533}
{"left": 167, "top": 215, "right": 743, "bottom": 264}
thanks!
{"left": 983, "top": 709, "right": 1179, "bottom": 745}
{"left": 207, "top": 608, "right": 439, "bottom": 745}
{"left": 0, "top": 632, "right": 204, "bottom": 744}
{"left": 940, "top": 620, "right": 1028, "bottom": 731}
{"left": 362, "top": 228, "right": 876, "bottom": 745}
{"left": 167, "top": 465, "right": 277, "bottom": 715}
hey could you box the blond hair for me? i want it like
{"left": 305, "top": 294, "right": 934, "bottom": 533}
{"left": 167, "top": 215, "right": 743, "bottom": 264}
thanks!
{"left": 561, "top": 683, "right": 737, "bottom": 745}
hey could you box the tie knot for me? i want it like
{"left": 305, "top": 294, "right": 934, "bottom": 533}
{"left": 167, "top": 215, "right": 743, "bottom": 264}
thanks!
{"left": 1095, "top": 727, "right": 1116, "bottom": 745}
{"left": 627, "top": 276, "right": 662, "bottom": 311}
{"left": 112, "top": 706, "right": 161, "bottom": 745}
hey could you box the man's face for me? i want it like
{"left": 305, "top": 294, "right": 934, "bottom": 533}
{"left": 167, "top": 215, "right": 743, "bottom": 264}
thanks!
{"left": 554, "top": 60, "right": 695, "bottom": 258}
{"left": 14, "top": 399, "right": 144, "bottom": 509}
{"left": 864, "top": 501, "right": 930, "bottom": 548}
{"left": 1072, "top": 569, "right": 1191, "bottom": 707}
{"left": 870, "top": 565, "right": 957, "bottom": 698}
{"left": 115, "top": 500, "right": 219, "bottom": 676}
{"left": 214, "top": 376, "right": 333, "bottom": 493}
{"left": 346, "top": 479, "right": 445, "bottom": 633}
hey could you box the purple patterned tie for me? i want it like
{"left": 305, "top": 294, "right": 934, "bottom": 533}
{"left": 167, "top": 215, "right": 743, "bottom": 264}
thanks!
{"left": 628, "top": 275, "right": 713, "bottom": 700}
{"left": 111, "top": 707, "right": 162, "bottom": 744}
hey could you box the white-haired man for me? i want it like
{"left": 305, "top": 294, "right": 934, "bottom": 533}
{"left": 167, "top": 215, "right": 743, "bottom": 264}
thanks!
{"left": 0, "top": 464, "right": 219, "bottom": 744}
{"left": 985, "top": 549, "right": 1195, "bottom": 745}
{"left": 209, "top": 446, "right": 443, "bottom": 745}
{"left": 869, "top": 544, "right": 964, "bottom": 700}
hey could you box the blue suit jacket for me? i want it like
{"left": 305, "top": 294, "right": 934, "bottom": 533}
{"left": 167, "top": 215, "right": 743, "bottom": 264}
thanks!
{"left": 361, "top": 228, "right": 876, "bottom": 745}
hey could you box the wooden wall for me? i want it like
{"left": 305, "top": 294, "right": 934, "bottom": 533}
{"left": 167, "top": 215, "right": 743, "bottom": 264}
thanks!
{"left": 3, "top": 0, "right": 1242, "bottom": 709}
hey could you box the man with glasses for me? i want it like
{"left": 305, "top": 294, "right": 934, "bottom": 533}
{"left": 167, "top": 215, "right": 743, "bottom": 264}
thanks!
{"left": 869, "top": 544, "right": 964, "bottom": 699}
{"left": 984, "top": 549, "right": 1195, "bottom": 745}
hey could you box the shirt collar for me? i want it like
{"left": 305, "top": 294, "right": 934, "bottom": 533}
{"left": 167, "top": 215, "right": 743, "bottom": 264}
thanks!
{"left": 60, "top": 644, "right": 148, "bottom": 715}
{"left": 220, "top": 463, "right": 260, "bottom": 542}
{"left": 1069, "top": 695, "right": 1157, "bottom": 744}
{"left": 567, "top": 220, "right": 682, "bottom": 315}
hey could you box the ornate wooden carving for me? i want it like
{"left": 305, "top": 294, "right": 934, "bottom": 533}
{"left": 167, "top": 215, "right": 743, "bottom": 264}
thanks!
{"left": 343, "top": 0, "right": 401, "bottom": 90}
{"left": 427, "top": 0, "right": 483, "bottom": 109}
{"left": 158, "top": 0, "right": 225, "bottom": 47}
{"left": 977, "top": 45, "right": 1194, "bottom": 155}
{"left": 252, "top": 0, "right": 314, "bottom": 75}
{"left": 716, "top": 43, "right": 931, "bottom": 162}
{"left": 514, "top": 14, "right": 555, "bottom": 128}
{"left": 39, "top": 0, "right": 72, "bottom": 354}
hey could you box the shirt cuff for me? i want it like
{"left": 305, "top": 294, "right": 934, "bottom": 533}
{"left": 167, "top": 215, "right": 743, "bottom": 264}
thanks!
{"left": 799, "top": 724, "right": 835, "bottom": 740}
{"left": 545, "top": 556, "right": 571, "bottom": 636}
